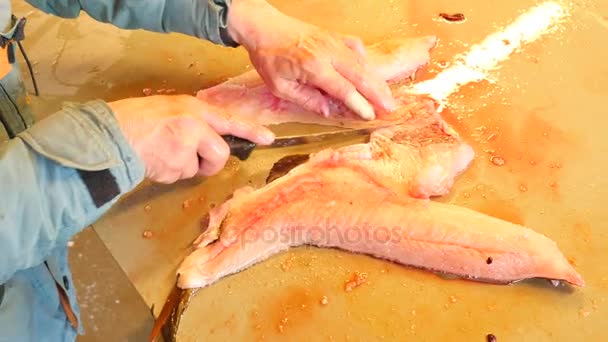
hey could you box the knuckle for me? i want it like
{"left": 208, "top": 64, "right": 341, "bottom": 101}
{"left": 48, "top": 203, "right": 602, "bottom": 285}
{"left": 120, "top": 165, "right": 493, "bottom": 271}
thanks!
{"left": 302, "top": 58, "right": 323, "bottom": 74}
{"left": 220, "top": 141, "right": 231, "bottom": 159}
{"left": 267, "top": 79, "right": 284, "bottom": 95}
{"left": 299, "top": 96, "right": 321, "bottom": 112}
{"left": 156, "top": 174, "right": 177, "bottom": 184}
{"left": 335, "top": 79, "right": 356, "bottom": 99}
{"left": 268, "top": 81, "right": 293, "bottom": 99}
{"left": 185, "top": 165, "right": 199, "bottom": 178}
{"left": 213, "top": 141, "right": 231, "bottom": 164}
{"left": 344, "top": 34, "right": 360, "bottom": 43}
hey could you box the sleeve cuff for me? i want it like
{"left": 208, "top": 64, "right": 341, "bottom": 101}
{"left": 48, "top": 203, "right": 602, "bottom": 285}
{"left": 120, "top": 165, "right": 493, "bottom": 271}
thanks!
{"left": 18, "top": 100, "right": 145, "bottom": 195}
{"left": 78, "top": 100, "right": 146, "bottom": 193}
{"left": 164, "top": 0, "right": 240, "bottom": 47}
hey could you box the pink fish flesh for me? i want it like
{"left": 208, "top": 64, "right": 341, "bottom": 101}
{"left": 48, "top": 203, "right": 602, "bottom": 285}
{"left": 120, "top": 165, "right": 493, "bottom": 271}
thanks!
{"left": 176, "top": 92, "right": 584, "bottom": 289}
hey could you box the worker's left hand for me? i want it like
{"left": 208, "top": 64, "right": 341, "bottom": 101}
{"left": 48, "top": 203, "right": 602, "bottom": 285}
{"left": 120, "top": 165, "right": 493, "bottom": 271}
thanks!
{"left": 226, "top": 0, "right": 396, "bottom": 120}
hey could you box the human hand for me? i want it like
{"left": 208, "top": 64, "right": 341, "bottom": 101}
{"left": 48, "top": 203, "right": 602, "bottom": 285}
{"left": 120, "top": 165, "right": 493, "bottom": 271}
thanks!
{"left": 226, "top": 0, "right": 396, "bottom": 120}
{"left": 108, "top": 95, "right": 275, "bottom": 183}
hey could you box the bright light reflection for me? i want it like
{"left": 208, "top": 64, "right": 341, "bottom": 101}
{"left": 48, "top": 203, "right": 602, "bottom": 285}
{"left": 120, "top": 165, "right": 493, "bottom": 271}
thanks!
{"left": 409, "top": 1, "right": 568, "bottom": 106}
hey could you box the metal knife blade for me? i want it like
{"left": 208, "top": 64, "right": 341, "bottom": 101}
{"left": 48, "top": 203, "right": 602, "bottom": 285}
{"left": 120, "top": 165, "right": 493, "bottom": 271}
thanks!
{"left": 222, "top": 124, "right": 393, "bottom": 161}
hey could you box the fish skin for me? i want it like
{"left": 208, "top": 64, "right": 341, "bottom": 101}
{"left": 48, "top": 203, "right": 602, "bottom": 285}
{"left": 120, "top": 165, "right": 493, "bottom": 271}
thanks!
{"left": 176, "top": 105, "right": 583, "bottom": 289}
{"left": 196, "top": 36, "right": 438, "bottom": 128}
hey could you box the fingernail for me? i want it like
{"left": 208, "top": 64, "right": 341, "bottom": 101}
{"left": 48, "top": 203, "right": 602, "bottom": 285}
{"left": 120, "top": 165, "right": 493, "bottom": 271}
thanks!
{"left": 261, "top": 130, "right": 275, "bottom": 144}
{"left": 385, "top": 98, "right": 397, "bottom": 111}
{"left": 345, "top": 92, "right": 375, "bottom": 121}
{"left": 383, "top": 88, "right": 397, "bottom": 111}
{"left": 321, "top": 103, "right": 330, "bottom": 117}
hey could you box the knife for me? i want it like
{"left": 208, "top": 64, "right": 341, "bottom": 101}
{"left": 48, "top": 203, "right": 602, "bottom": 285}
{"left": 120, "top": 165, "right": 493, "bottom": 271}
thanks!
{"left": 221, "top": 125, "right": 392, "bottom": 161}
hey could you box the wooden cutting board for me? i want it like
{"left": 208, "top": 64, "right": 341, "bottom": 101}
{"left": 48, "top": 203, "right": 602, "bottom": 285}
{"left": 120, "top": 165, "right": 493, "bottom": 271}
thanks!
{"left": 55, "top": 0, "right": 607, "bottom": 340}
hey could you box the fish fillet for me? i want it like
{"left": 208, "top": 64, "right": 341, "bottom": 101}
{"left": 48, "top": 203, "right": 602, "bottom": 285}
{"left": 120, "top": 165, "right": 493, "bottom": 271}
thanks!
{"left": 176, "top": 96, "right": 584, "bottom": 289}
{"left": 197, "top": 36, "right": 438, "bottom": 128}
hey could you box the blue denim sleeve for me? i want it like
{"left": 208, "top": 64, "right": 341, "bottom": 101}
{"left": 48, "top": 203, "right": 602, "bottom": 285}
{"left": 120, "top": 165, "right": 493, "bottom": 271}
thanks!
{"left": 24, "top": 0, "right": 238, "bottom": 47}
{"left": 0, "top": 100, "right": 145, "bottom": 284}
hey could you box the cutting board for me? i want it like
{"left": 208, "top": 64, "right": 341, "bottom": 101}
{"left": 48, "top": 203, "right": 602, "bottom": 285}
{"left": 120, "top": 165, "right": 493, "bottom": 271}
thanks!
{"left": 75, "top": 0, "right": 608, "bottom": 340}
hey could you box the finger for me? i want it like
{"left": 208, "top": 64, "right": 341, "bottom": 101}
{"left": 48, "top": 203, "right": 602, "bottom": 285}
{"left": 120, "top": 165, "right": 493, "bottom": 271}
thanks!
{"left": 271, "top": 78, "right": 331, "bottom": 117}
{"left": 307, "top": 66, "right": 376, "bottom": 120}
{"left": 180, "top": 151, "right": 200, "bottom": 179}
{"left": 341, "top": 34, "right": 367, "bottom": 59}
{"left": 195, "top": 122, "right": 231, "bottom": 177}
{"left": 171, "top": 117, "right": 208, "bottom": 178}
{"left": 204, "top": 112, "right": 275, "bottom": 146}
{"left": 154, "top": 172, "right": 180, "bottom": 184}
{"left": 332, "top": 52, "right": 396, "bottom": 112}
{"left": 206, "top": 114, "right": 270, "bottom": 144}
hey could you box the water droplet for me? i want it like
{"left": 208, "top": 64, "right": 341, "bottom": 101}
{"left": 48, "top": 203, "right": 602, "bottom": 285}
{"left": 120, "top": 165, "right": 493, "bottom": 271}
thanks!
{"left": 490, "top": 155, "right": 505, "bottom": 166}
{"left": 549, "top": 162, "right": 563, "bottom": 169}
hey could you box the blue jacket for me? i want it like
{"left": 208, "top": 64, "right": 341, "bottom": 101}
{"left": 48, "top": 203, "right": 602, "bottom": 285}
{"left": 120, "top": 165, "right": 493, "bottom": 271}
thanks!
{"left": 0, "top": 1, "right": 235, "bottom": 340}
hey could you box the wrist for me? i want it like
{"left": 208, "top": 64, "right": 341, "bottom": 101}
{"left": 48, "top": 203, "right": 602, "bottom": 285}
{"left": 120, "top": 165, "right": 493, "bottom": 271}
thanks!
{"left": 107, "top": 100, "right": 128, "bottom": 134}
{"left": 106, "top": 99, "right": 140, "bottom": 159}
{"left": 227, "top": 0, "right": 279, "bottom": 50}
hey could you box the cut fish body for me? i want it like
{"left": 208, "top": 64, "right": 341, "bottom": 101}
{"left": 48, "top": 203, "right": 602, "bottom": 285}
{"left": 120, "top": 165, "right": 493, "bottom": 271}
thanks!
{"left": 176, "top": 35, "right": 583, "bottom": 290}
{"left": 176, "top": 103, "right": 583, "bottom": 289}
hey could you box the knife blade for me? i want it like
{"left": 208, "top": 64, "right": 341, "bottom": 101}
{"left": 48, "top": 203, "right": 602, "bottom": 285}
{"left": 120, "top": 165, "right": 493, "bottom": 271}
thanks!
{"left": 221, "top": 125, "right": 393, "bottom": 161}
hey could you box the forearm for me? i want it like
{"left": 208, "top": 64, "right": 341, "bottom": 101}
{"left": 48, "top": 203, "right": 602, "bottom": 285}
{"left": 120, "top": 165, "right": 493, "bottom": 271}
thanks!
{"left": 25, "top": 0, "right": 238, "bottom": 46}
{"left": 0, "top": 100, "right": 144, "bottom": 283}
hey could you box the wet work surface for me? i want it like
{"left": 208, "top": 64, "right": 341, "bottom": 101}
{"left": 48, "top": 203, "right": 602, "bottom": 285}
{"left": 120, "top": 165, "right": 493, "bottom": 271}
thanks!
{"left": 14, "top": 0, "right": 608, "bottom": 341}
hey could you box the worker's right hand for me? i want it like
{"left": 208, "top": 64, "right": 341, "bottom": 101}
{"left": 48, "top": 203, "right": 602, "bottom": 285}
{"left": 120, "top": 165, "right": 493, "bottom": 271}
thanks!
{"left": 108, "top": 95, "right": 275, "bottom": 184}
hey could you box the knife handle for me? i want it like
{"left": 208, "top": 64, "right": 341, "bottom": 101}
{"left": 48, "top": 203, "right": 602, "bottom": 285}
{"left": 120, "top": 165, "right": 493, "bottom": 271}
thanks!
{"left": 221, "top": 135, "right": 257, "bottom": 161}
